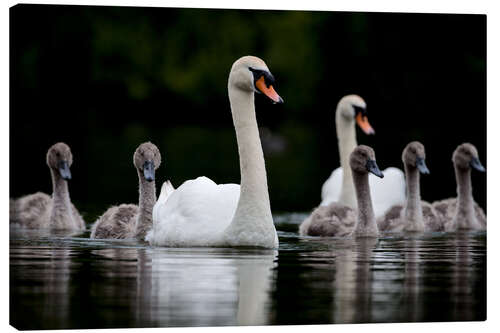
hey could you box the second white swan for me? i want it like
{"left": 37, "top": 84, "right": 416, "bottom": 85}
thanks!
{"left": 320, "top": 95, "right": 406, "bottom": 218}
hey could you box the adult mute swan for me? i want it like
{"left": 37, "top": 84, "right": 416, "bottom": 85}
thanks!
{"left": 320, "top": 95, "right": 405, "bottom": 218}
{"left": 377, "top": 142, "right": 442, "bottom": 232}
{"left": 91, "top": 142, "right": 171, "bottom": 240}
{"left": 10, "top": 142, "right": 85, "bottom": 230}
{"left": 432, "top": 143, "right": 486, "bottom": 231}
{"left": 147, "top": 56, "right": 283, "bottom": 248}
{"left": 299, "top": 145, "right": 384, "bottom": 238}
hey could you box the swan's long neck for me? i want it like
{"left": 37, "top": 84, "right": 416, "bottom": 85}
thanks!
{"left": 454, "top": 166, "right": 476, "bottom": 229}
{"left": 224, "top": 87, "right": 276, "bottom": 247}
{"left": 352, "top": 170, "right": 378, "bottom": 236}
{"left": 135, "top": 170, "right": 156, "bottom": 240}
{"left": 49, "top": 169, "right": 73, "bottom": 228}
{"left": 336, "top": 111, "right": 357, "bottom": 207}
{"left": 403, "top": 164, "right": 425, "bottom": 231}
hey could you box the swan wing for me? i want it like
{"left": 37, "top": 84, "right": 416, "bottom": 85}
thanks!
{"left": 152, "top": 180, "right": 175, "bottom": 224}
{"left": 369, "top": 167, "right": 406, "bottom": 218}
{"left": 10, "top": 192, "right": 52, "bottom": 229}
{"left": 320, "top": 167, "right": 343, "bottom": 206}
{"left": 147, "top": 176, "right": 240, "bottom": 247}
{"left": 300, "top": 202, "right": 356, "bottom": 237}
{"left": 376, "top": 204, "right": 404, "bottom": 232}
{"left": 421, "top": 200, "right": 445, "bottom": 232}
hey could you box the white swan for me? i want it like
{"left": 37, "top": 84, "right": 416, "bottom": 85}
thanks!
{"left": 320, "top": 95, "right": 406, "bottom": 218}
{"left": 148, "top": 56, "right": 283, "bottom": 248}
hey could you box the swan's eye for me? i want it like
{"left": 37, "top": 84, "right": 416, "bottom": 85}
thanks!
{"left": 249, "top": 67, "right": 275, "bottom": 88}
{"left": 353, "top": 105, "right": 367, "bottom": 117}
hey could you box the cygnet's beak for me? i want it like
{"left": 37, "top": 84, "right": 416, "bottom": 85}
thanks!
{"left": 470, "top": 157, "right": 485, "bottom": 172}
{"left": 416, "top": 157, "right": 430, "bottom": 174}
{"left": 366, "top": 159, "right": 384, "bottom": 178}
{"left": 58, "top": 160, "right": 72, "bottom": 181}
{"left": 143, "top": 160, "right": 155, "bottom": 182}
{"left": 255, "top": 76, "right": 284, "bottom": 104}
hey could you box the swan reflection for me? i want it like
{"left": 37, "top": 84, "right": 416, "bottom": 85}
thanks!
{"left": 333, "top": 237, "right": 378, "bottom": 323}
{"left": 145, "top": 248, "right": 277, "bottom": 326}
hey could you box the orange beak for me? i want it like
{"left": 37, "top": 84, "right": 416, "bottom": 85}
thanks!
{"left": 356, "top": 113, "right": 375, "bottom": 135}
{"left": 255, "top": 76, "right": 283, "bottom": 104}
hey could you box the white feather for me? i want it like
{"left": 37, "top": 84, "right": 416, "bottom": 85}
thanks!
{"left": 147, "top": 177, "right": 240, "bottom": 246}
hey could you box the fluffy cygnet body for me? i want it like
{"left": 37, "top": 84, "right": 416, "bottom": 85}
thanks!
{"left": 10, "top": 142, "right": 85, "bottom": 230}
{"left": 300, "top": 145, "right": 384, "bottom": 238}
{"left": 432, "top": 143, "right": 486, "bottom": 231}
{"left": 91, "top": 142, "right": 163, "bottom": 240}
{"left": 377, "top": 141, "right": 442, "bottom": 233}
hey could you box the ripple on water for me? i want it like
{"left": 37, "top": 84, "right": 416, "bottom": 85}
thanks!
{"left": 9, "top": 214, "right": 486, "bottom": 329}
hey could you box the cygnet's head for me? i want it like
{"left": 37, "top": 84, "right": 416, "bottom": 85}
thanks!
{"left": 46, "top": 142, "right": 73, "bottom": 181}
{"left": 349, "top": 145, "right": 384, "bottom": 178}
{"left": 228, "top": 55, "right": 284, "bottom": 104}
{"left": 402, "top": 141, "right": 430, "bottom": 174}
{"left": 337, "top": 94, "right": 374, "bottom": 135}
{"left": 453, "top": 143, "right": 485, "bottom": 172}
{"left": 133, "top": 142, "right": 161, "bottom": 182}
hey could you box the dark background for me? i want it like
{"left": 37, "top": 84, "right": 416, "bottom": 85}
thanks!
{"left": 10, "top": 4, "right": 486, "bottom": 223}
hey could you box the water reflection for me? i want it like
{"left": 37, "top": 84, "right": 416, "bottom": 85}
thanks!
{"left": 87, "top": 245, "right": 277, "bottom": 327}
{"left": 402, "top": 237, "right": 421, "bottom": 321}
{"left": 146, "top": 248, "right": 277, "bottom": 327}
{"left": 333, "top": 238, "right": 378, "bottom": 323}
{"left": 451, "top": 231, "right": 486, "bottom": 321}
{"left": 9, "top": 223, "right": 486, "bottom": 329}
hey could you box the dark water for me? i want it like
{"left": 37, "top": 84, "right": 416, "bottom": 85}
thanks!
{"left": 10, "top": 213, "right": 486, "bottom": 330}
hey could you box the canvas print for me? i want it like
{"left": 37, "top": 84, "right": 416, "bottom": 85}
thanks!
{"left": 9, "top": 4, "right": 486, "bottom": 329}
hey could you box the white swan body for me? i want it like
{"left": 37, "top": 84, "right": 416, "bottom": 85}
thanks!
{"left": 320, "top": 95, "right": 405, "bottom": 217}
{"left": 321, "top": 166, "right": 405, "bottom": 218}
{"left": 147, "top": 177, "right": 240, "bottom": 246}
{"left": 148, "top": 56, "right": 283, "bottom": 248}
{"left": 152, "top": 180, "right": 175, "bottom": 224}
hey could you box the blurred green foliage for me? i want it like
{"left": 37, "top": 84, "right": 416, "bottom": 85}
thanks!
{"left": 10, "top": 5, "right": 486, "bottom": 223}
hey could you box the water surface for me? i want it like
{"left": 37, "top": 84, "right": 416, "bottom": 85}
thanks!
{"left": 10, "top": 213, "right": 486, "bottom": 329}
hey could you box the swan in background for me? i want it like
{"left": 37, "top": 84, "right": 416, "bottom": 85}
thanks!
{"left": 91, "top": 142, "right": 170, "bottom": 240}
{"left": 320, "top": 95, "right": 405, "bottom": 218}
{"left": 148, "top": 56, "right": 283, "bottom": 248}
{"left": 432, "top": 143, "right": 486, "bottom": 231}
{"left": 377, "top": 141, "right": 442, "bottom": 233}
{"left": 10, "top": 142, "right": 85, "bottom": 230}
{"left": 300, "top": 145, "right": 384, "bottom": 238}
